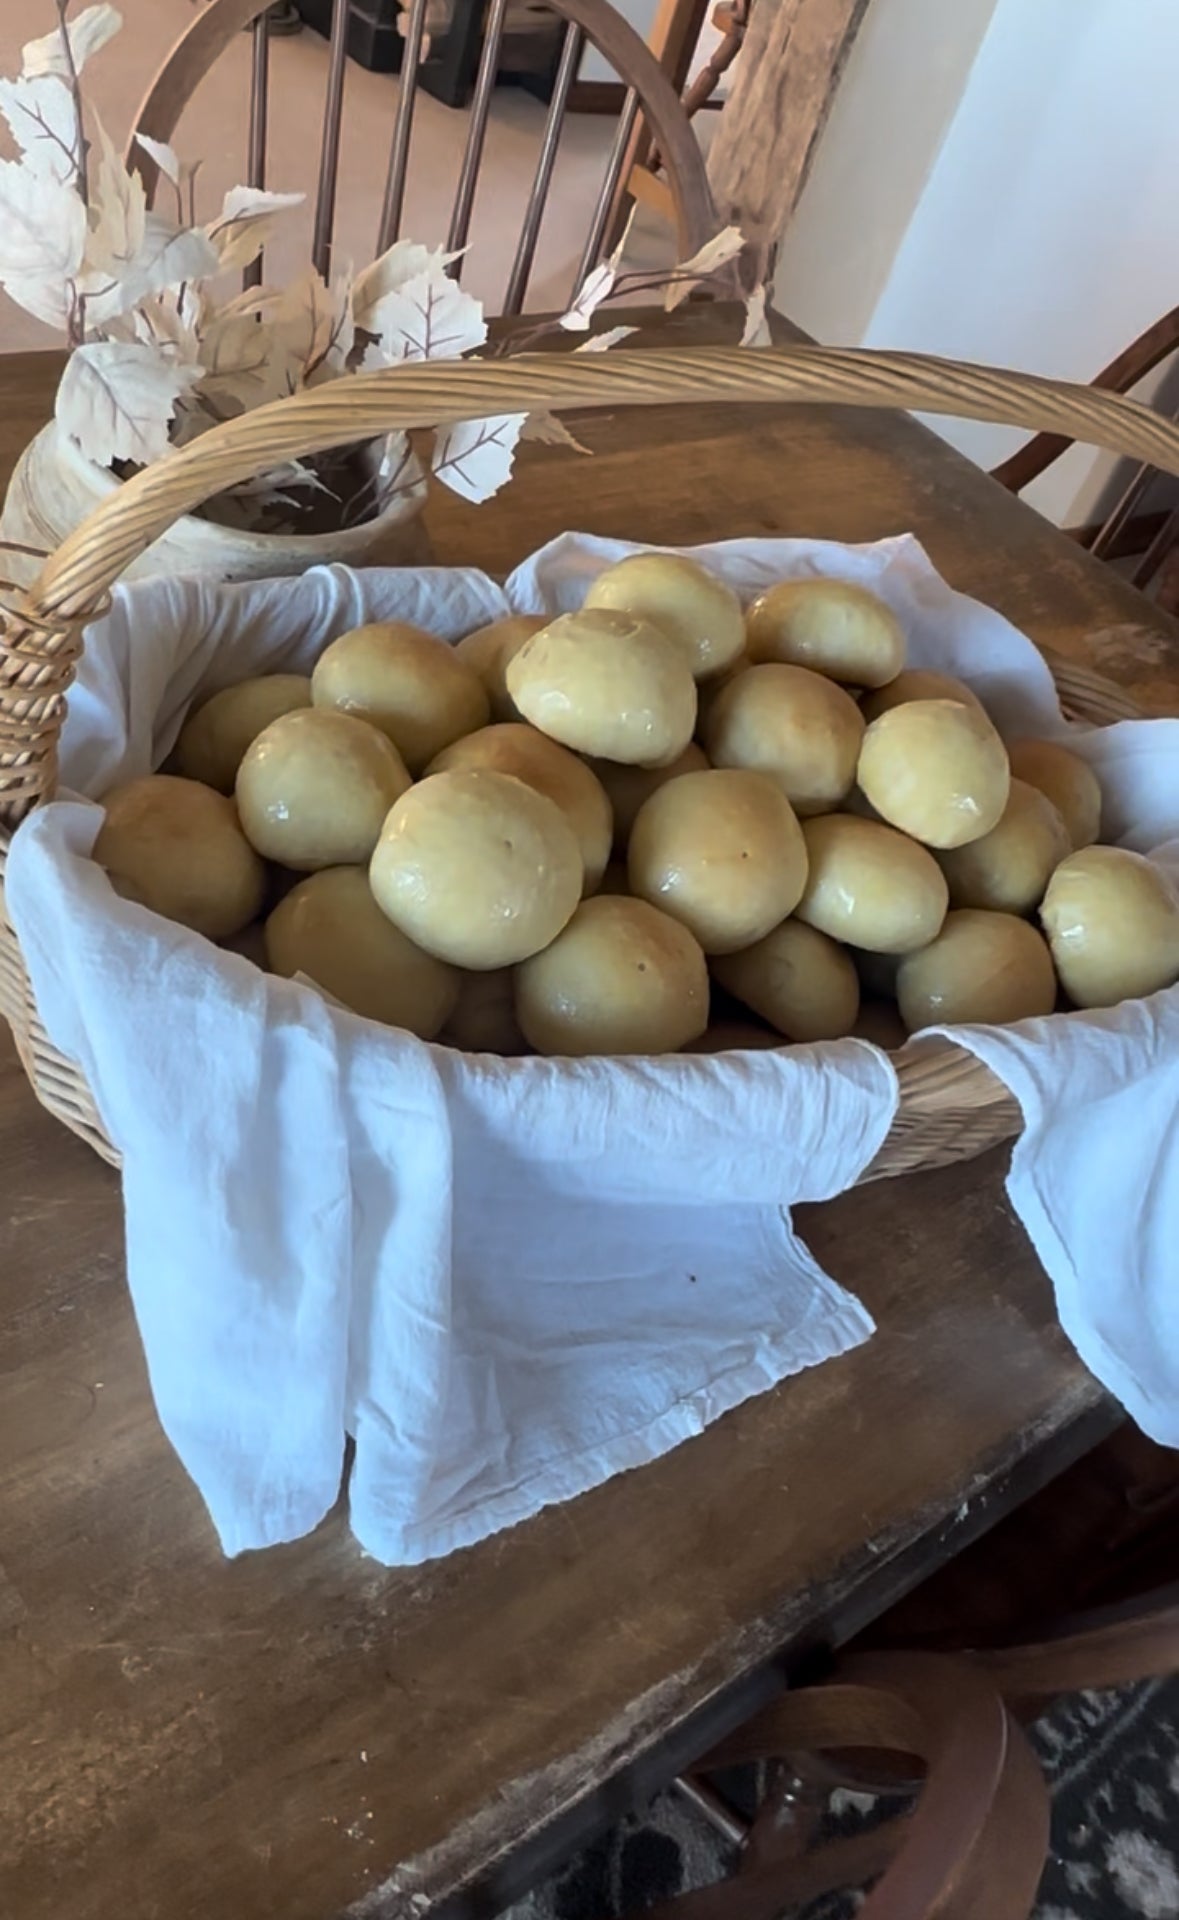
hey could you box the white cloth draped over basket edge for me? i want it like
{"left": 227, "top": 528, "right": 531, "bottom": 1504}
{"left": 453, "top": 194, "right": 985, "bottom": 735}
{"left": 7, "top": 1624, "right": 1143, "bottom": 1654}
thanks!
{"left": 5, "top": 531, "right": 1179, "bottom": 1566}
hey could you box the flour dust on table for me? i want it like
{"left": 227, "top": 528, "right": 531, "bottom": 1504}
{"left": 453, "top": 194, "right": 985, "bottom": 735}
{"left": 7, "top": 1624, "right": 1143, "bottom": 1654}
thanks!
{"left": 503, "top": 1678, "right": 1179, "bottom": 1920}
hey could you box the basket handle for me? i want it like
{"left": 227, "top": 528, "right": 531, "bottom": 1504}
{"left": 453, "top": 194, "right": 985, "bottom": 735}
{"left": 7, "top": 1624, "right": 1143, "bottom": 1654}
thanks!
{"left": 5, "top": 341, "right": 1179, "bottom": 823}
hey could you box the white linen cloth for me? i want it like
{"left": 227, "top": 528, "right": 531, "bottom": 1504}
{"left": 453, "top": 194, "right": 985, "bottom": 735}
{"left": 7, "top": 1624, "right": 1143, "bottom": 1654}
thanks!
{"left": 7, "top": 531, "right": 1179, "bottom": 1563}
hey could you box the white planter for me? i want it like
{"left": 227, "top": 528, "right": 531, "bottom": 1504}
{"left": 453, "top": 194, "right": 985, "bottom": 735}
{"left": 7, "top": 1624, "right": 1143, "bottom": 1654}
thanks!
{"left": 0, "top": 418, "right": 430, "bottom": 588}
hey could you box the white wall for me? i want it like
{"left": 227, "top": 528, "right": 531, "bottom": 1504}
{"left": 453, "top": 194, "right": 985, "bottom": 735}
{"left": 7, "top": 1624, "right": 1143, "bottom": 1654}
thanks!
{"left": 774, "top": 0, "right": 999, "bottom": 345}
{"left": 579, "top": 0, "right": 662, "bottom": 84}
{"left": 775, "top": 0, "right": 1179, "bottom": 526}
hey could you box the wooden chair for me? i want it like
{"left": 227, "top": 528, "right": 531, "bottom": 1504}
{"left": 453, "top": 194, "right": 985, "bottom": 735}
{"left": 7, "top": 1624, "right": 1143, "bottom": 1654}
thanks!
{"left": 606, "top": 0, "right": 749, "bottom": 257}
{"left": 126, "top": 0, "right": 715, "bottom": 313}
{"left": 660, "top": 1654, "right": 1048, "bottom": 1920}
{"left": 993, "top": 305, "right": 1179, "bottom": 593}
{"left": 972, "top": 1580, "right": 1179, "bottom": 1713}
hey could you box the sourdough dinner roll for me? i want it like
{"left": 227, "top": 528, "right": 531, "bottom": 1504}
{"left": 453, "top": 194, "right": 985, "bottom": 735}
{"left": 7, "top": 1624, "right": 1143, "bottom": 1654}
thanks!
{"left": 713, "top": 920, "right": 860, "bottom": 1042}
{"left": 428, "top": 723, "right": 613, "bottom": 891}
{"left": 455, "top": 615, "right": 548, "bottom": 722}
{"left": 1040, "top": 845, "right": 1179, "bottom": 1007}
{"left": 745, "top": 579, "right": 906, "bottom": 687}
{"left": 859, "top": 669, "right": 985, "bottom": 725}
{"left": 896, "top": 910, "right": 1057, "bottom": 1032}
{"left": 703, "top": 662, "right": 864, "bottom": 815}
{"left": 857, "top": 699, "right": 1010, "bottom": 848}
{"left": 514, "top": 895, "right": 708, "bottom": 1056}
{"left": 440, "top": 968, "right": 528, "bottom": 1055}
{"left": 370, "top": 768, "right": 582, "bottom": 968}
{"left": 174, "top": 673, "right": 312, "bottom": 793}
{"left": 311, "top": 620, "right": 489, "bottom": 772}
{"left": 628, "top": 768, "right": 808, "bottom": 954}
{"left": 1009, "top": 738, "right": 1103, "bottom": 851}
{"left": 506, "top": 609, "right": 697, "bottom": 766}
{"left": 583, "top": 552, "right": 746, "bottom": 679}
{"left": 936, "top": 779, "right": 1071, "bottom": 916}
{"left": 265, "top": 866, "right": 459, "bottom": 1035}
{"left": 797, "top": 815, "right": 948, "bottom": 953}
{"left": 236, "top": 708, "right": 410, "bottom": 869}
{"left": 591, "top": 741, "right": 709, "bottom": 847}
{"left": 95, "top": 773, "right": 265, "bottom": 940}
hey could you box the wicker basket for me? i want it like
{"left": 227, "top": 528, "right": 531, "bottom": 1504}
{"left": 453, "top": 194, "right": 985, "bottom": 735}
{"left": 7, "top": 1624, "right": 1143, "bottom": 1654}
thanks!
{"left": 2, "top": 342, "right": 1177, "bottom": 1182}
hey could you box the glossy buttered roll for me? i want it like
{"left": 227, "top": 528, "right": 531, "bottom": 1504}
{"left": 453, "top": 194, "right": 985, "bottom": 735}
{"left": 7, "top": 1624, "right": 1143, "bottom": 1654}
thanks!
{"left": 627, "top": 767, "right": 808, "bottom": 954}
{"left": 506, "top": 609, "right": 697, "bottom": 766}
{"left": 369, "top": 768, "right": 583, "bottom": 968}
{"left": 514, "top": 894, "right": 709, "bottom": 1056}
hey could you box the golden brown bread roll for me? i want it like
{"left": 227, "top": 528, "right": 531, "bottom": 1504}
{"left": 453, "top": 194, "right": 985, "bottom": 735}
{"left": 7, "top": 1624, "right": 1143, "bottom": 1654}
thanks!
{"left": 428, "top": 722, "right": 613, "bottom": 892}
{"left": 896, "top": 909, "right": 1058, "bottom": 1031}
{"left": 1008, "top": 738, "right": 1103, "bottom": 851}
{"left": 369, "top": 768, "right": 583, "bottom": 968}
{"left": 439, "top": 969, "right": 529, "bottom": 1055}
{"left": 584, "top": 552, "right": 746, "bottom": 680}
{"left": 590, "top": 741, "right": 709, "bottom": 848}
{"left": 712, "top": 919, "right": 860, "bottom": 1042}
{"left": 745, "top": 578, "right": 905, "bottom": 687}
{"left": 236, "top": 707, "right": 411, "bottom": 870}
{"left": 628, "top": 767, "right": 808, "bottom": 954}
{"left": 454, "top": 615, "right": 548, "bottom": 722}
{"left": 859, "top": 669, "right": 985, "bottom": 724}
{"left": 797, "top": 814, "right": 948, "bottom": 953}
{"left": 857, "top": 699, "right": 1010, "bottom": 848}
{"left": 704, "top": 661, "right": 865, "bottom": 815}
{"left": 311, "top": 621, "right": 489, "bottom": 772}
{"left": 514, "top": 894, "right": 709, "bottom": 1055}
{"left": 266, "top": 865, "right": 460, "bottom": 1035}
{"left": 506, "top": 609, "right": 697, "bottom": 766}
{"left": 94, "top": 773, "right": 266, "bottom": 940}
{"left": 1039, "top": 845, "right": 1179, "bottom": 1007}
{"left": 936, "top": 778, "right": 1071, "bottom": 915}
{"left": 174, "top": 673, "right": 312, "bottom": 793}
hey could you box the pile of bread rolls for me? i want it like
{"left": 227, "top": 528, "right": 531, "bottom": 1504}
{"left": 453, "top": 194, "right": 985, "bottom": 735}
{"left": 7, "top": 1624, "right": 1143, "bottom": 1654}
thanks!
{"left": 92, "top": 554, "right": 1179, "bottom": 1056}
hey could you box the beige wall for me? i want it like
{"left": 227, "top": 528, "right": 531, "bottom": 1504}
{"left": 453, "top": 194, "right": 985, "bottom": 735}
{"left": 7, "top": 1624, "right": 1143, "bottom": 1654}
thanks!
{"left": 775, "top": 0, "right": 1179, "bottom": 526}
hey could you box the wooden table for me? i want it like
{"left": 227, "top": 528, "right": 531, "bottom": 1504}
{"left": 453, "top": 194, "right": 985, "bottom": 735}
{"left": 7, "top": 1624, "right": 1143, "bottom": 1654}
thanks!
{"left": 4, "top": 308, "right": 1178, "bottom": 1920}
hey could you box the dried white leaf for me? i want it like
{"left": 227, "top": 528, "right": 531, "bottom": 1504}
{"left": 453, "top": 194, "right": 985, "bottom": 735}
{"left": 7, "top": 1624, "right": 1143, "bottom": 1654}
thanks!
{"left": 740, "top": 284, "right": 772, "bottom": 349}
{"left": 362, "top": 269, "right": 486, "bottom": 364}
{"left": 1, "top": 270, "right": 72, "bottom": 329}
{"left": 307, "top": 267, "right": 355, "bottom": 381}
{"left": 85, "top": 114, "right": 146, "bottom": 276}
{"left": 0, "top": 156, "right": 86, "bottom": 282}
{"left": 121, "top": 284, "right": 203, "bottom": 361}
{"left": 230, "top": 459, "right": 334, "bottom": 505}
{"left": 0, "top": 75, "right": 80, "bottom": 185}
{"left": 83, "top": 214, "right": 220, "bottom": 324}
{"left": 22, "top": 4, "right": 122, "bottom": 78}
{"left": 665, "top": 222, "right": 745, "bottom": 311}
{"left": 133, "top": 132, "right": 181, "bottom": 189}
{"left": 558, "top": 261, "right": 615, "bottom": 331}
{"left": 351, "top": 239, "right": 459, "bottom": 333}
{"left": 574, "top": 325, "right": 638, "bottom": 353}
{"left": 205, "top": 185, "right": 305, "bottom": 272}
{"left": 520, "top": 410, "right": 589, "bottom": 455}
{"left": 268, "top": 266, "right": 343, "bottom": 377}
{"left": 431, "top": 413, "right": 524, "bottom": 504}
{"left": 55, "top": 339, "right": 201, "bottom": 468}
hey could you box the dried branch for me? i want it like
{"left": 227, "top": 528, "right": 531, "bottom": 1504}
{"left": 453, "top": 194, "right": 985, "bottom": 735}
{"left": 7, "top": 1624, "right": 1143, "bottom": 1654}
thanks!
{"left": 55, "top": 0, "right": 88, "bottom": 205}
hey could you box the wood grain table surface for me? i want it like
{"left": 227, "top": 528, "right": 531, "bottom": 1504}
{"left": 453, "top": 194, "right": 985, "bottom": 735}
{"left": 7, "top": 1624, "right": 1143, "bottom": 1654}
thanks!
{"left": 3, "top": 306, "right": 1178, "bottom": 1920}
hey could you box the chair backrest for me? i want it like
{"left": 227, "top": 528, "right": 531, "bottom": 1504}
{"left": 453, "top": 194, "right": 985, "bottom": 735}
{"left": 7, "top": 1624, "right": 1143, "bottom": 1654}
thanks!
{"left": 665, "top": 1653, "right": 1049, "bottom": 1920}
{"left": 125, "top": 0, "right": 716, "bottom": 314}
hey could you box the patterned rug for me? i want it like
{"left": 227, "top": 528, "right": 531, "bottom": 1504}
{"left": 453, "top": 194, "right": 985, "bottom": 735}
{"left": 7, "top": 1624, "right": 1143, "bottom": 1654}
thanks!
{"left": 505, "top": 1678, "right": 1179, "bottom": 1920}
